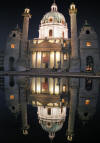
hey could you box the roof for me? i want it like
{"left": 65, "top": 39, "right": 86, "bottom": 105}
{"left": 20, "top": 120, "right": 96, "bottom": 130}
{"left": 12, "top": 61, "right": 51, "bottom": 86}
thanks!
{"left": 41, "top": 2, "right": 67, "bottom": 25}
{"left": 41, "top": 11, "right": 66, "bottom": 24}
{"left": 39, "top": 120, "right": 64, "bottom": 133}
{"left": 33, "top": 40, "right": 62, "bottom": 51}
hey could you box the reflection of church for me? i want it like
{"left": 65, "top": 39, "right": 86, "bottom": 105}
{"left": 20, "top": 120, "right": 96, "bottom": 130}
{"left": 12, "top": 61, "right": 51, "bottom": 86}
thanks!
{"left": 4, "top": 76, "right": 99, "bottom": 141}
{"left": 4, "top": 1, "right": 100, "bottom": 72}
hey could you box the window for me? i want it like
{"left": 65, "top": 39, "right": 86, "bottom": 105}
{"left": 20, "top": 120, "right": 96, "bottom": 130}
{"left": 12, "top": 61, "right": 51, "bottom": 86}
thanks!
{"left": 49, "top": 18, "right": 53, "bottom": 22}
{"left": 13, "top": 33, "right": 16, "bottom": 37}
{"left": 12, "top": 106, "right": 15, "bottom": 110}
{"left": 10, "top": 95, "right": 15, "bottom": 100}
{"left": 62, "top": 99, "right": 65, "bottom": 103}
{"left": 63, "top": 42, "right": 66, "bottom": 47}
{"left": 84, "top": 112, "right": 88, "bottom": 117}
{"left": 63, "top": 85, "right": 66, "bottom": 92}
{"left": 47, "top": 122, "right": 51, "bottom": 127}
{"left": 64, "top": 54, "right": 67, "bottom": 60}
{"left": 9, "top": 57, "right": 15, "bottom": 71}
{"left": 86, "top": 56, "right": 94, "bottom": 72}
{"left": 86, "top": 30, "right": 90, "bottom": 34}
{"left": 85, "top": 78, "right": 92, "bottom": 91}
{"left": 62, "top": 32, "right": 64, "bottom": 38}
{"left": 11, "top": 44, "right": 15, "bottom": 49}
{"left": 62, "top": 20, "right": 64, "bottom": 24}
{"left": 48, "top": 108, "right": 51, "bottom": 115}
{"left": 9, "top": 76, "right": 15, "bottom": 87}
{"left": 85, "top": 100, "right": 90, "bottom": 105}
{"left": 49, "top": 30, "right": 53, "bottom": 37}
{"left": 86, "top": 42, "right": 91, "bottom": 47}
{"left": 61, "top": 107, "right": 63, "bottom": 114}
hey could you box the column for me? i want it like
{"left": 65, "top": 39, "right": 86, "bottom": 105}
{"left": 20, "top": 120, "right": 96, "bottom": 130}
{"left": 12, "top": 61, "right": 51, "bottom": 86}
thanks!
{"left": 53, "top": 78, "right": 55, "bottom": 94}
{"left": 35, "top": 52, "right": 37, "bottom": 68}
{"left": 54, "top": 52, "right": 56, "bottom": 68}
{"left": 41, "top": 52, "right": 42, "bottom": 68}
{"left": 69, "top": 3, "right": 78, "bottom": 58}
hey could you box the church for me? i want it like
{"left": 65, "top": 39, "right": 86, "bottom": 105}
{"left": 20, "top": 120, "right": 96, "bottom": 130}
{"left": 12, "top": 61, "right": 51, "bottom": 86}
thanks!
{"left": 4, "top": 1, "right": 100, "bottom": 72}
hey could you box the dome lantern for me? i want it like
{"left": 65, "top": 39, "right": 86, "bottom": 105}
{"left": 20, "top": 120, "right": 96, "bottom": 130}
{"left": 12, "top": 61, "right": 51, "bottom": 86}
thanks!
{"left": 51, "top": 1, "right": 58, "bottom": 12}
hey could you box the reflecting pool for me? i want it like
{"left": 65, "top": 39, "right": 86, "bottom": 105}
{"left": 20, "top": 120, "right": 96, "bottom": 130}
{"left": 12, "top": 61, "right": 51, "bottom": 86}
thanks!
{"left": 0, "top": 76, "right": 100, "bottom": 143}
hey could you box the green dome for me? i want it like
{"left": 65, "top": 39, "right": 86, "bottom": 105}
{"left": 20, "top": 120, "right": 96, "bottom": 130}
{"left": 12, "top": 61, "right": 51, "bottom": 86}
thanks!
{"left": 41, "top": 11, "right": 66, "bottom": 24}
{"left": 39, "top": 120, "right": 64, "bottom": 133}
{"left": 41, "top": 2, "right": 66, "bottom": 25}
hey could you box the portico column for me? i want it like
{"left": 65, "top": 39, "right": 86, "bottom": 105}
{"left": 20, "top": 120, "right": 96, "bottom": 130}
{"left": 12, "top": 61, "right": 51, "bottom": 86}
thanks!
{"left": 41, "top": 52, "right": 42, "bottom": 68}
{"left": 35, "top": 52, "right": 37, "bottom": 68}
{"left": 35, "top": 78, "right": 37, "bottom": 93}
{"left": 48, "top": 52, "right": 50, "bottom": 68}
{"left": 53, "top": 78, "right": 55, "bottom": 94}
{"left": 54, "top": 51, "right": 56, "bottom": 68}
{"left": 60, "top": 52, "right": 61, "bottom": 68}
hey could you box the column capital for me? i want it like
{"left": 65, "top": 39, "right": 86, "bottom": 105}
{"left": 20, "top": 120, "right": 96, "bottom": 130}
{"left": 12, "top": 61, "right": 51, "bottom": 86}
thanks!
{"left": 69, "top": 3, "right": 77, "bottom": 15}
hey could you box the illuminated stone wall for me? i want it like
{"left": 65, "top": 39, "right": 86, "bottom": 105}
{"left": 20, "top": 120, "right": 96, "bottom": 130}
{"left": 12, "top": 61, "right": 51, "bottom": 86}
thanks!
{"left": 38, "top": 106, "right": 66, "bottom": 120}
{"left": 39, "top": 24, "right": 68, "bottom": 39}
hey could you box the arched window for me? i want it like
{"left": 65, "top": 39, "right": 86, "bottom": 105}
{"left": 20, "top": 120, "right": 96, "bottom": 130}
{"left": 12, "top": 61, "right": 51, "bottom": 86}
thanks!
{"left": 9, "top": 57, "right": 15, "bottom": 71}
{"left": 86, "top": 56, "right": 94, "bottom": 72}
{"left": 11, "top": 44, "right": 15, "bottom": 49}
{"left": 86, "top": 30, "right": 90, "bottom": 34}
{"left": 9, "top": 76, "right": 15, "bottom": 87}
{"left": 48, "top": 108, "right": 51, "bottom": 115}
{"left": 49, "top": 30, "right": 53, "bottom": 37}
{"left": 85, "top": 78, "right": 92, "bottom": 91}
{"left": 62, "top": 32, "right": 64, "bottom": 38}
{"left": 86, "top": 42, "right": 91, "bottom": 47}
{"left": 49, "top": 18, "right": 53, "bottom": 23}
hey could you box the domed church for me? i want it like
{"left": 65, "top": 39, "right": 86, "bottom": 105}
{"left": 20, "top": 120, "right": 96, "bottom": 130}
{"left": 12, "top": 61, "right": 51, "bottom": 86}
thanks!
{"left": 4, "top": 1, "right": 100, "bottom": 72}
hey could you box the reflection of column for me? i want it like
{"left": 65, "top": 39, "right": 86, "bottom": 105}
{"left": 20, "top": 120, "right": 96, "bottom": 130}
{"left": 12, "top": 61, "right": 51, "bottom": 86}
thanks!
{"left": 67, "top": 79, "right": 78, "bottom": 141}
{"left": 53, "top": 78, "right": 55, "bottom": 94}
{"left": 60, "top": 78, "right": 62, "bottom": 94}
{"left": 54, "top": 52, "right": 56, "bottom": 68}
{"left": 40, "top": 52, "right": 42, "bottom": 68}
{"left": 30, "top": 51, "right": 32, "bottom": 69}
{"left": 48, "top": 52, "right": 50, "bottom": 68}
{"left": 40, "top": 78, "right": 42, "bottom": 93}
{"left": 41, "top": 52, "right": 43, "bottom": 68}
{"left": 35, "top": 78, "right": 37, "bottom": 93}
{"left": 61, "top": 52, "right": 63, "bottom": 69}
{"left": 20, "top": 87, "right": 29, "bottom": 135}
{"left": 36, "top": 52, "right": 37, "bottom": 68}
{"left": 60, "top": 52, "right": 61, "bottom": 68}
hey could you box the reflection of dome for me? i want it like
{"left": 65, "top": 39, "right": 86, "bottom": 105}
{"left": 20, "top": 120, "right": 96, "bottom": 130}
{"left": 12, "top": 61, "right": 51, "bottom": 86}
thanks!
{"left": 39, "top": 120, "right": 64, "bottom": 133}
{"left": 38, "top": 106, "right": 66, "bottom": 139}
{"left": 39, "top": 120, "right": 64, "bottom": 140}
{"left": 39, "top": 2, "right": 68, "bottom": 39}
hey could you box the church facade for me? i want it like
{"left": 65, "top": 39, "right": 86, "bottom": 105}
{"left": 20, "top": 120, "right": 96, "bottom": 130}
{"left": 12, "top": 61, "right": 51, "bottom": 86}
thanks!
{"left": 4, "top": 2, "right": 100, "bottom": 72}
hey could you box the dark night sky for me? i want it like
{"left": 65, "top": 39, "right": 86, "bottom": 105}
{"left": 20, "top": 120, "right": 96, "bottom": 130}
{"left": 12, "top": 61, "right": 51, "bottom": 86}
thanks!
{"left": 0, "top": 0, "right": 100, "bottom": 50}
